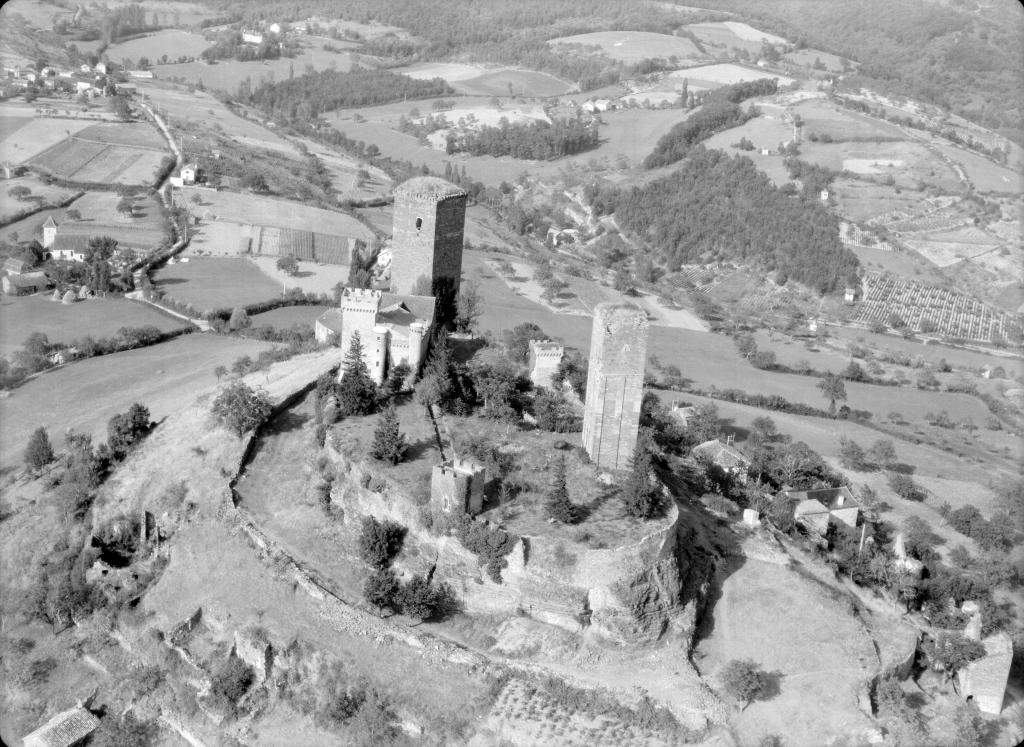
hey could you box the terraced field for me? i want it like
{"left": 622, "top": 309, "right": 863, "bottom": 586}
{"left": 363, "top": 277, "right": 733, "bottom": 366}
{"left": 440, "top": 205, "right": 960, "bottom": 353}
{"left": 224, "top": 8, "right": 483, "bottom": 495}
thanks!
{"left": 27, "top": 121, "right": 169, "bottom": 185}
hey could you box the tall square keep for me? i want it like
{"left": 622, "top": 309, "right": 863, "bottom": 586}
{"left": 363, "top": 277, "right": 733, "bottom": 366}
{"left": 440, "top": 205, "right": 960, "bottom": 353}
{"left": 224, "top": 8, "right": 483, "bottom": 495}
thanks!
{"left": 581, "top": 302, "right": 649, "bottom": 470}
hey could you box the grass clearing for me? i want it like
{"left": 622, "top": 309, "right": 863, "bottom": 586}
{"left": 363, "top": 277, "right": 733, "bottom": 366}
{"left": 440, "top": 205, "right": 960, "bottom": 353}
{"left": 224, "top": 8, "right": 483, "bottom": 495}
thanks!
{"left": 248, "top": 304, "right": 332, "bottom": 329}
{"left": 549, "top": 31, "right": 704, "bottom": 63}
{"left": 0, "top": 294, "right": 188, "bottom": 355}
{"left": 0, "top": 112, "right": 96, "bottom": 164}
{"left": 0, "top": 177, "right": 77, "bottom": 223}
{"left": 153, "top": 257, "right": 283, "bottom": 311}
{"left": 105, "top": 29, "right": 211, "bottom": 61}
{"left": 0, "top": 333, "right": 273, "bottom": 469}
{"left": 153, "top": 42, "right": 355, "bottom": 92}
{"left": 666, "top": 63, "right": 793, "bottom": 89}
{"left": 176, "top": 186, "right": 372, "bottom": 238}
{"left": 455, "top": 69, "right": 571, "bottom": 98}
{"left": 932, "top": 141, "right": 1020, "bottom": 193}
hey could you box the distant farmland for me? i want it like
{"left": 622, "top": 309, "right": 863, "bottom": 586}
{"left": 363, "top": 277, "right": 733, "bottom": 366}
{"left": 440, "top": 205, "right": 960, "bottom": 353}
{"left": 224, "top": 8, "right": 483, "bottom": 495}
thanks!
{"left": 27, "top": 121, "right": 169, "bottom": 185}
{"left": 549, "top": 31, "right": 704, "bottom": 63}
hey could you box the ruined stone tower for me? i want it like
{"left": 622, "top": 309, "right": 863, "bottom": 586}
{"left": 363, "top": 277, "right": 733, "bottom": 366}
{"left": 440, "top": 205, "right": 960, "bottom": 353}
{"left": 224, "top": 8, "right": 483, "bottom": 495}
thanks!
{"left": 390, "top": 176, "right": 468, "bottom": 325}
{"left": 528, "top": 339, "right": 564, "bottom": 390}
{"left": 581, "top": 302, "right": 649, "bottom": 470}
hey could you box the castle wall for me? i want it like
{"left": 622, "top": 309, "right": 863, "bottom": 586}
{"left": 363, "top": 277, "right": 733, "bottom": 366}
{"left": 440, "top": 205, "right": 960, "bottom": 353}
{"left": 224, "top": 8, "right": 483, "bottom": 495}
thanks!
{"left": 581, "top": 303, "right": 649, "bottom": 470}
{"left": 957, "top": 633, "right": 1012, "bottom": 714}
{"left": 529, "top": 340, "right": 564, "bottom": 390}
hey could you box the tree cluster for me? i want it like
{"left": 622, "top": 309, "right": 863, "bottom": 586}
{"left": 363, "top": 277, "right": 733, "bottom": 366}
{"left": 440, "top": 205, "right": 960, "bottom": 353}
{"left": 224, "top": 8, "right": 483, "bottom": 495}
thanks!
{"left": 595, "top": 147, "right": 860, "bottom": 294}
{"left": 447, "top": 117, "right": 599, "bottom": 161}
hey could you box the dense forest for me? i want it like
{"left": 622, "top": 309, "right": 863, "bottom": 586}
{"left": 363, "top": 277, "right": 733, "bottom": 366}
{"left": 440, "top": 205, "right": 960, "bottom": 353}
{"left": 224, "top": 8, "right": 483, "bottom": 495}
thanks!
{"left": 447, "top": 117, "right": 599, "bottom": 160}
{"left": 245, "top": 68, "right": 453, "bottom": 120}
{"left": 644, "top": 78, "right": 777, "bottom": 168}
{"left": 690, "top": 0, "right": 1024, "bottom": 144}
{"left": 590, "top": 147, "right": 859, "bottom": 293}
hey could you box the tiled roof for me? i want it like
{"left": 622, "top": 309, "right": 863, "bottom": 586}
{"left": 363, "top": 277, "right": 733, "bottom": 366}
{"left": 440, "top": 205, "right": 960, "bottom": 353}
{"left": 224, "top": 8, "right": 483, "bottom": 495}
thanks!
{"left": 780, "top": 486, "right": 858, "bottom": 511}
{"left": 692, "top": 439, "right": 749, "bottom": 469}
{"left": 316, "top": 308, "right": 343, "bottom": 335}
{"left": 22, "top": 706, "right": 99, "bottom": 747}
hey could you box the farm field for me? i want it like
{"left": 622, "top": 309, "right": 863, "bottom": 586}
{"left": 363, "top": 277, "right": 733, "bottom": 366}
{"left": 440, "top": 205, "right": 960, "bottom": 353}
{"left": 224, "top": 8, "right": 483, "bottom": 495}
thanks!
{"left": 456, "top": 69, "right": 571, "bottom": 98}
{"left": 152, "top": 257, "right": 283, "bottom": 311}
{"left": 329, "top": 106, "right": 689, "bottom": 183}
{"left": 0, "top": 111, "right": 95, "bottom": 164}
{"left": 854, "top": 271, "right": 1013, "bottom": 342}
{"left": 138, "top": 82, "right": 301, "bottom": 156}
{"left": 0, "top": 333, "right": 273, "bottom": 470}
{"left": 248, "top": 304, "right": 332, "bottom": 330}
{"left": 290, "top": 136, "right": 391, "bottom": 200}
{"left": 153, "top": 43, "right": 356, "bottom": 92}
{"left": 249, "top": 256, "right": 349, "bottom": 297}
{"left": 0, "top": 294, "right": 188, "bottom": 356}
{"left": 665, "top": 63, "right": 793, "bottom": 89}
{"left": 0, "top": 176, "right": 77, "bottom": 222}
{"left": 683, "top": 22, "right": 780, "bottom": 55}
{"left": 793, "top": 99, "right": 905, "bottom": 141}
{"left": 832, "top": 179, "right": 925, "bottom": 223}
{"left": 781, "top": 48, "right": 852, "bottom": 73}
{"left": 548, "top": 31, "right": 704, "bottom": 63}
{"left": 175, "top": 186, "right": 372, "bottom": 239}
{"left": 105, "top": 29, "right": 211, "bottom": 62}
{"left": 930, "top": 141, "right": 1020, "bottom": 194}
{"left": 798, "top": 141, "right": 960, "bottom": 193}
{"left": 27, "top": 121, "right": 169, "bottom": 185}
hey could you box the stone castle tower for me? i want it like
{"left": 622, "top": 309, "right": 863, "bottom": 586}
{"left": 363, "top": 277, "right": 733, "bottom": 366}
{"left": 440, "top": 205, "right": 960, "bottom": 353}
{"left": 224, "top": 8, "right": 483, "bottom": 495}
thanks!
{"left": 338, "top": 288, "right": 387, "bottom": 383}
{"left": 581, "top": 302, "right": 649, "bottom": 470}
{"left": 390, "top": 176, "right": 468, "bottom": 324}
{"left": 528, "top": 339, "right": 564, "bottom": 390}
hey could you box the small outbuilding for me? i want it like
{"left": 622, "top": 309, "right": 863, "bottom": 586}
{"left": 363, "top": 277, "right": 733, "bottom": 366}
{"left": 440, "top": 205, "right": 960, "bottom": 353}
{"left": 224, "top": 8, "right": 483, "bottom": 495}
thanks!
{"left": 22, "top": 705, "right": 100, "bottom": 747}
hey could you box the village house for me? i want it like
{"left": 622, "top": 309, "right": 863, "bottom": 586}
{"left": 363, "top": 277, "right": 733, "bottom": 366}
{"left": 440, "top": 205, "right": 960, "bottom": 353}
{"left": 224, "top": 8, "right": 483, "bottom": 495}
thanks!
{"left": 671, "top": 403, "right": 698, "bottom": 428}
{"left": 785, "top": 486, "right": 861, "bottom": 535}
{"left": 127, "top": 69, "right": 155, "bottom": 79}
{"left": 582, "top": 99, "right": 614, "bottom": 113}
{"left": 22, "top": 705, "right": 99, "bottom": 747}
{"left": 242, "top": 30, "right": 265, "bottom": 44}
{"left": 692, "top": 437, "right": 751, "bottom": 483}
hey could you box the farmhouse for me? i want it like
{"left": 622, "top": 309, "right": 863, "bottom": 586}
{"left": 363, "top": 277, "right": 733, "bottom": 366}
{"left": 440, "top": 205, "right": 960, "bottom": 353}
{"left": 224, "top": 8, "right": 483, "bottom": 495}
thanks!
{"left": 21, "top": 705, "right": 99, "bottom": 747}
{"left": 786, "top": 486, "right": 860, "bottom": 534}
{"left": 171, "top": 163, "right": 201, "bottom": 187}
{"left": 2, "top": 269, "right": 51, "bottom": 295}
{"left": 242, "top": 31, "right": 265, "bottom": 44}
{"left": 3, "top": 257, "right": 30, "bottom": 275}
{"left": 692, "top": 438, "right": 750, "bottom": 482}
{"left": 127, "top": 70, "right": 155, "bottom": 79}
{"left": 582, "top": 99, "right": 615, "bottom": 113}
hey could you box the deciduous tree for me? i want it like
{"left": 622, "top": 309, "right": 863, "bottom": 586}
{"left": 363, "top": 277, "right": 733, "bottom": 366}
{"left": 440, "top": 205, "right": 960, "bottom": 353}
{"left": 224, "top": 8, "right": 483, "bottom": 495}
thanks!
{"left": 211, "top": 381, "right": 274, "bottom": 437}
{"left": 719, "top": 659, "right": 772, "bottom": 710}
{"left": 816, "top": 373, "right": 847, "bottom": 416}
{"left": 24, "top": 427, "right": 55, "bottom": 474}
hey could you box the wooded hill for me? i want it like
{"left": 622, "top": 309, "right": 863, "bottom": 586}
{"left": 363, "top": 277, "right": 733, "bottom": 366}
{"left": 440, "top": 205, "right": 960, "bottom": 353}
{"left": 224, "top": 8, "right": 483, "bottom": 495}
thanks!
{"left": 589, "top": 147, "right": 860, "bottom": 294}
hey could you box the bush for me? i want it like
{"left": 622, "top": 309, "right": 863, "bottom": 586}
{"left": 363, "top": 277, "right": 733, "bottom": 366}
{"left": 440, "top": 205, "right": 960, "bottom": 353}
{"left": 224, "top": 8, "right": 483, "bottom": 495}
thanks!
{"left": 358, "top": 517, "right": 406, "bottom": 569}
{"left": 448, "top": 514, "right": 518, "bottom": 583}
{"left": 211, "top": 381, "right": 274, "bottom": 437}
{"left": 209, "top": 655, "right": 254, "bottom": 707}
{"left": 888, "top": 472, "right": 926, "bottom": 502}
{"left": 719, "top": 659, "right": 773, "bottom": 709}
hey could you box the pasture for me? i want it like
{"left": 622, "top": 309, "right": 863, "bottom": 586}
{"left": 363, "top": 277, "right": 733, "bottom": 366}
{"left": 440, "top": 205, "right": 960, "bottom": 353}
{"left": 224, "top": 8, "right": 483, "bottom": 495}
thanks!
{"left": 549, "top": 31, "right": 704, "bottom": 64}
{"left": 0, "top": 177, "right": 77, "bottom": 223}
{"left": 665, "top": 63, "right": 793, "bottom": 89}
{"left": 153, "top": 43, "right": 355, "bottom": 92}
{"left": 830, "top": 179, "right": 924, "bottom": 223}
{"left": 0, "top": 112, "right": 95, "bottom": 164}
{"left": 798, "top": 141, "right": 961, "bottom": 193}
{"left": 177, "top": 187, "right": 372, "bottom": 239}
{"left": 27, "top": 121, "right": 169, "bottom": 185}
{"left": 932, "top": 141, "right": 1020, "bottom": 194}
{"left": 396, "top": 62, "right": 487, "bottom": 83}
{"left": 105, "top": 29, "right": 211, "bottom": 62}
{"left": 249, "top": 256, "right": 349, "bottom": 297}
{"left": 794, "top": 99, "right": 905, "bottom": 141}
{"left": 0, "top": 294, "right": 188, "bottom": 356}
{"left": 138, "top": 82, "right": 300, "bottom": 156}
{"left": 0, "top": 334, "right": 273, "bottom": 470}
{"left": 782, "top": 48, "right": 852, "bottom": 73}
{"left": 248, "top": 304, "right": 332, "bottom": 329}
{"left": 152, "top": 257, "right": 283, "bottom": 311}
{"left": 684, "top": 22, "right": 776, "bottom": 55}
{"left": 456, "top": 69, "right": 571, "bottom": 98}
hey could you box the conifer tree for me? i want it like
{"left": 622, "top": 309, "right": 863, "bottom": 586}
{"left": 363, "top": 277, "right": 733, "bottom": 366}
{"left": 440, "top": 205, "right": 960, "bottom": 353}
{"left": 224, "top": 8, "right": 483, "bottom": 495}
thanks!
{"left": 371, "top": 404, "right": 408, "bottom": 464}
{"left": 622, "top": 432, "right": 662, "bottom": 519}
{"left": 546, "top": 455, "right": 577, "bottom": 523}
{"left": 337, "top": 332, "right": 378, "bottom": 417}
{"left": 24, "top": 427, "right": 55, "bottom": 473}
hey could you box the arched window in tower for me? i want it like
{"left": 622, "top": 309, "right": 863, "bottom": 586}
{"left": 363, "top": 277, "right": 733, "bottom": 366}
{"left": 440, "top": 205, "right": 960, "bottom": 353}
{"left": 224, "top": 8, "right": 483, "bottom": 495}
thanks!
{"left": 415, "top": 217, "right": 422, "bottom": 230}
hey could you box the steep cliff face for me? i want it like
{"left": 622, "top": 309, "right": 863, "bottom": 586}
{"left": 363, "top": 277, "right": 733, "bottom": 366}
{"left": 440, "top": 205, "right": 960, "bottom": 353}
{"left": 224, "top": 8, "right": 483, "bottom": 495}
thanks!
{"left": 333, "top": 454, "right": 717, "bottom": 646}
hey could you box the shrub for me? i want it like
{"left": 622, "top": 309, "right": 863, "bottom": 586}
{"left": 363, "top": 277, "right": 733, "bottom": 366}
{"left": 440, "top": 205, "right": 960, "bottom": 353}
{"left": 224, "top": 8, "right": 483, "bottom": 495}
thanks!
{"left": 888, "top": 472, "right": 926, "bottom": 502}
{"left": 719, "top": 659, "right": 773, "bottom": 709}
{"left": 363, "top": 569, "right": 400, "bottom": 612}
{"left": 209, "top": 655, "right": 254, "bottom": 707}
{"left": 211, "top": 381, "right": 274, "bottom": 437}
{"left": 24, "top": 427, "right": 55, "bottom": 473}
{"left": 449, "top": 514, "right": 518, "bottom": 583}
{"left": 358, "top": 517, "right": 405, "bottom": 569}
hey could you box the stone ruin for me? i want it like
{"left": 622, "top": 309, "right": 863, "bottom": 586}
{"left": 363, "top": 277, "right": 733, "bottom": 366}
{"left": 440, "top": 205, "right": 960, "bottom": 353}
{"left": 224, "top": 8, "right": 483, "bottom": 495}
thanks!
{"left": 528, "top": 339, "right": 564, "bottom": 390}
{"left": 956, "top": 601, "right": 1012, "bottom": 714}
{"left": 234, "top": 627, "right": 274, "bottom": 683}
{"left": 581, "top": 302, "right": 649, "bottom": 470}
{"left": 430, "top": 458, "right": 486, "bottom": 516}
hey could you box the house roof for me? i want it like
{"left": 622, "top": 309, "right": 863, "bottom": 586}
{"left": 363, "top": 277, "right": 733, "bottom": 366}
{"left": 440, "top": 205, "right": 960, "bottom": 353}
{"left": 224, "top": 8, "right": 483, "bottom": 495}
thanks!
{"left": 5, "top": 272, "right": 50, "bottom": 289}
{"left": 182, "top": 162, "right": 199, "bottom": 171}
{"left": 51, "top": 234, "right": 92, "bottom": 253}
{"left": 793, "top": 498, "right": 830, "bottom": 517}
{"left": 3, "top": 257, "right": 27, "bottom": 273}
{"left": 781, "top": 486, "right": 858, "bottom": 511}
{"left": 316, "top": 308, "right": 343, "bottom": 335}
{"left": 21, "top": 706, "right": 99, "bottom": 747}
{"left": 692, "top": 438, "right": 750, "bottom": 469}
{"left": 379, "top": 292, "right": 435, "bottom": 328}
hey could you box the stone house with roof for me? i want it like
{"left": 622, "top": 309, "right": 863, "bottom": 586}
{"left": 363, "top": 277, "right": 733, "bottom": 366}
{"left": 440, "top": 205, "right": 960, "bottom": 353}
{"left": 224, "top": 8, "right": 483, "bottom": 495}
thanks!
{"left": 785, "top": 486, "right": 860, "bottom": 534}
{"left": 692, "top": 438, "right": 751, "bottom": 483}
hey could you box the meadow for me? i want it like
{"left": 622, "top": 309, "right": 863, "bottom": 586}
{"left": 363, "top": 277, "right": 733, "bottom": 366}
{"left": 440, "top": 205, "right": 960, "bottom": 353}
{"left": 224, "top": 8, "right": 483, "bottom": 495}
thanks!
{"left": 152, "top": 42, "right": 356, "bottom": 92}
{"left": 0, "top": 111, "right": 96, "bottom": 164}
{"left": 104, "top": 29, "right": 211, "bottom": 62}
{"left": 248, "top": 304, "right": 332, "bottom": 329}
{"left": 152, "top": 257, "right": 283, "bottom": 311}
{"left": 549, "top": 31, "right": 704, "bottom": 64}
{"left": 0, "top": 177, "right": 77, "bottom": 223}
{"left": 665, "top": 63, "right": 794, "bottom": 89}
{"left": 27, "top": 121, "right": 170, "bottom": 186}
{"left": 0, "top": 294, "right": 188, "bottom": 356}
{"left": 0, "top": 333, "right": 273, "bottom": 470}
{"left": 177, "top": 187, "right": 373, "bottom": 239}
{"left": 931, "top": 141, "right": 1020, "bottom": 194}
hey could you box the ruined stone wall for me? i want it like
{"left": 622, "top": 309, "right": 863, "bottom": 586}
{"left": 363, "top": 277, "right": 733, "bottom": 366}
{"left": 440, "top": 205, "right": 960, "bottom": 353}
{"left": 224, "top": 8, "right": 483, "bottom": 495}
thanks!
{"left": 529, "top": 340, "right": 564, "bottom": 390}
{"left": 581, "top": 303, "right": 649, "bottom": 470}
{"left": 957, "top": 632, "right": 1012, "bottom": 714}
